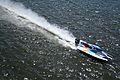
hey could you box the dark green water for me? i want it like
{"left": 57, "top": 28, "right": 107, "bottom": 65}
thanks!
{"left": 0, "top": 0, "right": 120, "bottom": 80}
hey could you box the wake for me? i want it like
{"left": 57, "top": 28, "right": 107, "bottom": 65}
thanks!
{"left": 0, "top": 0, "right": 77, "bottom": 49}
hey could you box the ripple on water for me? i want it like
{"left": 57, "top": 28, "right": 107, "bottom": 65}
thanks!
{"left": 24, "top": 78, "right": 28, "bottom": 80}
{"left": 86, "top": 68, "right": 91, "bottom": 72}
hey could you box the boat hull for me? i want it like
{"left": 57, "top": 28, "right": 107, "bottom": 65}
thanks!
{"left": 77, "top": 46, "right": 109, "bottom": 61}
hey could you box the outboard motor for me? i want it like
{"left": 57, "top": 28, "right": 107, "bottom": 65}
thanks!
{"left": 75, "top": 38, "right": 80, "bottom": 46}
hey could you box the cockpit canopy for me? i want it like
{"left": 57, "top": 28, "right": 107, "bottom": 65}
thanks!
{"left": 81, "top": 42, "right": 92, "bottom": 49}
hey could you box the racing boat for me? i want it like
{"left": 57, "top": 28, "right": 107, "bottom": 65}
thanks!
{"left": 75, "top": 39, "right": 112, "bottom": 61}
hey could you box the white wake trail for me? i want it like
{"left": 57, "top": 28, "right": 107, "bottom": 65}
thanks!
{"left": 0, "top": 0, "right": 77, "bottom": 49}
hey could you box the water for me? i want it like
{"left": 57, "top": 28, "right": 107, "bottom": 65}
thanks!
{"left": 0, "top": 0, "right": 120, "bottom": 80}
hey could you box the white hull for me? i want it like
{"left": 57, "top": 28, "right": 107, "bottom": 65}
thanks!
{"left": 77, "top": 46, "right": 109, "bottom": 61}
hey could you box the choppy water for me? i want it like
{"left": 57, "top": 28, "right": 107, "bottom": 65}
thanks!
{"left": 0, "top": 0, "right": 120, "bottom": 80}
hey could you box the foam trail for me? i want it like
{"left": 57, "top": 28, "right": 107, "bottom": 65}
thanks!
{"left": 0, "top": 0, "right": 76, "bottom": 49}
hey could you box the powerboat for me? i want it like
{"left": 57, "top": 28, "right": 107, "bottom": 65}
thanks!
{"left": 75, "top": 39, "right": 112, "bottom": 61}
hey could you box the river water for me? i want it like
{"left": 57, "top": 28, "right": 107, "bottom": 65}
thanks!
{"left": 0, "top": 0, "right": 120, "bottom": 80}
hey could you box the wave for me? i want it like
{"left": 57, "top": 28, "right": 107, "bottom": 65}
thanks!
{"left": 0, "top": 0, "right": 77, "bottom": 49}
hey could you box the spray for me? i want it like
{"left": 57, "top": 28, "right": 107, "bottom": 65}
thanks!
{"left": 0, "top": 0, "right": 77, "bottom": 49}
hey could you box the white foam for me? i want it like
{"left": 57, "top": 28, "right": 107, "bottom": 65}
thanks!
{"left": 0, "top": 0, "right": 76, "bottom": 49}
